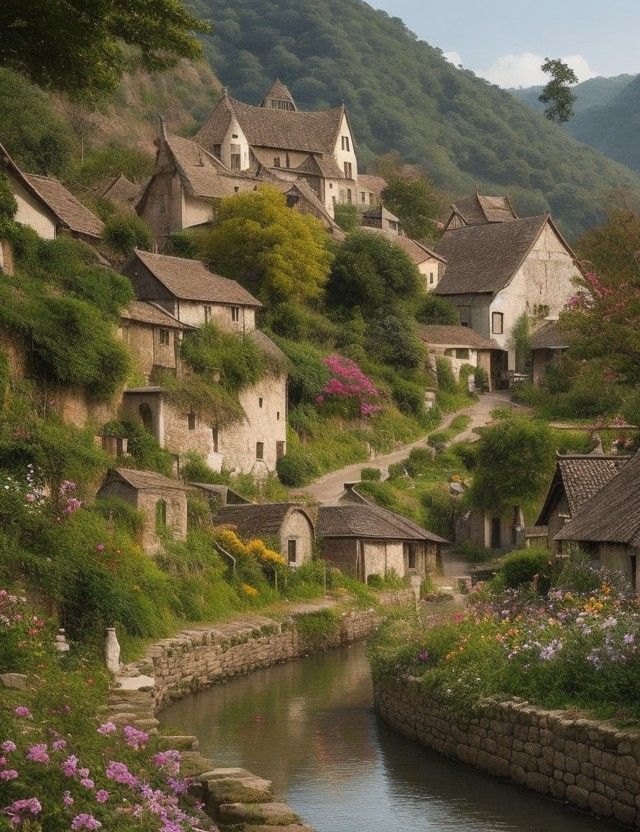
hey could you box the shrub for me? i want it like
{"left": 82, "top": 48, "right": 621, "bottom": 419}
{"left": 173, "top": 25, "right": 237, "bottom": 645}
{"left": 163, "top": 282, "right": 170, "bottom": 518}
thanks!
{"left": 103, "top": 213, "right": 153, "bottom": 256}
{"left": 390, "top": 376, "right": 424, "bottom": 416}
{"left": 273, "top": 338, "right": 330, "bottom": 405}
{"left": 405, "top": 447, "right": 434, "bottom": 477}
{"left": 276, "top": 448, "right": 319, "bottom": 486}
{"left": 416, "top": 293, "right": 460, "bottom": 325}
{"left": 427, "top": 431, "right": 448, "bottom": 452}
{"left": 499, "top": 547, "right": 552, "bottom": 590}
{"left": 435, "top": 356, "right": 457, "bottom": 392}
{"left": 334, "top": 203, "right": 360, "bottom": 231}
{"left": 361, "top": 466, "right": 382, "bottom": 481}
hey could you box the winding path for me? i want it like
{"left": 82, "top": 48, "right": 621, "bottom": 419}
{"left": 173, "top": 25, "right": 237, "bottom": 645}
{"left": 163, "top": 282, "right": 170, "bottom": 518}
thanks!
{"left": 302, "top": 390, "right": 511, "bottom": 504}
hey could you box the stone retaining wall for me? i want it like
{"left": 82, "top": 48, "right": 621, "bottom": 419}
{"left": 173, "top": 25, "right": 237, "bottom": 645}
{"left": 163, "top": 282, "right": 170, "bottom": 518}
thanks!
{"left": 375, "top": 678, "right": 640, "bottom": 828}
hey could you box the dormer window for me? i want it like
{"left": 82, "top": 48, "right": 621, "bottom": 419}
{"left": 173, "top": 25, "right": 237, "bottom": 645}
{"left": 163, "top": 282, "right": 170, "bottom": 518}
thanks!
{"left": 231, "top": 306, "right": 240, "bottom": 322}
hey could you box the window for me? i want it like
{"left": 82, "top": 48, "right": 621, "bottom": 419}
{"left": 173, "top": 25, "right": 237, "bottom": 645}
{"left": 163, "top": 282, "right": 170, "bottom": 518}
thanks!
{"left": 429, "top": 272, "right": 434, "bottom": 285}
{"left": 341, "top": 136, "right": 350, "bottom": 152}
{"left": 361, "top": 192, "right": 366, "bottom": 203}
{"left": 287, "top": 539, "right": 297, "bottom": 565}
{"left": 204, "top": 306, "right": 212, "bottom": 323}
{"left": 285, "top": 153, "right": 290, "bottom": 167}
{"left": 155, "top": 499, "right": 167, "bottom": 533}
{"left": 256, "top": 442, "right": 264, "bottom": 460}
{"left": 273, "top": 157, "right": 281, "bottom": 167}
{"left": 277, "top": 411, "right": 280, "bottom": 421}
{"left": 346, "top": 188, "right": 352, "bottom": 203}
{"left": 276, "top": 440, "right": 285, "bottom": 460}
{"left": 212, "top": 427, "right": 219, "bottom": 453}
{"left": 492, "top": 312, "right": 504, "bottom": 335}
{"left": 159, "top": 328, "right": 170, "bottom": 346}
{"left": 258, "top": 397, "right": 263, "bottom": 408}
{"left": 230, "top": 306, "right": 240, "bottom": 322}
{"left": 459, "top": 306, "right": 471, "bottom": 327}
{"left": 230, "top": 142, "right": 241, "bottom": 171}
{"left": 407, "top": 543, "right": 417, "bottom": 570}
{"left": 344, "top": 161, "right": 352, "bottom": 179}
{"left": 188, "top": 411, "right": 196, "bottom": 431}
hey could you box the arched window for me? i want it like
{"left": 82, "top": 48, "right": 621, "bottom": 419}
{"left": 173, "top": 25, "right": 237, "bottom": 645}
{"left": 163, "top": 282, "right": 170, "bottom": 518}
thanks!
{"left": 139, "top": 403, "right": 153, "bottom": 434}
{"left": 155, "top": 499, "right": 167, "bottom": 533}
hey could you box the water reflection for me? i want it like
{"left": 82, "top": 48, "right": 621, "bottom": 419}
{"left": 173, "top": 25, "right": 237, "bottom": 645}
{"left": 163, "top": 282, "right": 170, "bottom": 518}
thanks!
{"left": 160, "top": 643, "right": 620, "bottom": 832}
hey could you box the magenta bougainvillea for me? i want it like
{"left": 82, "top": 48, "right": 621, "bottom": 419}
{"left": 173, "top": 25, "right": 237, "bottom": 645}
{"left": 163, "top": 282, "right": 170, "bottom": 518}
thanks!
{"left": 315, "top": 355, "right": 382, "bottom": 418}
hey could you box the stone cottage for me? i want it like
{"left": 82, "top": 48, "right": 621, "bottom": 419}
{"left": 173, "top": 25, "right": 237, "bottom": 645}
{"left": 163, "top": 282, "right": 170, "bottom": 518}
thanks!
{"left": 120, "top": 301, "right": 192, "bottom": 384}
{"left": 419, "top": 324, "right": 497, "bottom": 390}
{"left": 435, "top": 193, "right": 579, "bottom": 382}
{"left": 361, "top": 205, "right": 402, "bottom": 234}
{"left": 537, "top": 453, "right": 630, "bottom": 552}
{"left": 362, "top": 227, "right": 446, "bottom": 290}
{"left": 318, "top": 495, "right": 447, "bottom": 583}
{"left": 214, "top": 503, "right": 315, "bottom": 567}
{"left": 96, "top": 467, "right": 188, "bottom": 554}
{"left": 530, "top": 320, "right": 570, "bottom": 385}
{"left": 555, "top": 450, "right": 640, "bottom": 594}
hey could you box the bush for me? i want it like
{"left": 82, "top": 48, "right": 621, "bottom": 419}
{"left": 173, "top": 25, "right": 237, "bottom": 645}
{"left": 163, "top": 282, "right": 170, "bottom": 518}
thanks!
{"left": 272, "top": 337, "right": 329, "bottom": 405}
{"left": 427, "top": 431, "right": 448, "bottom": 452}
{"left": 361, "top": 466, "right": 382, "bottom": 481}
{"left": 499, "top": 547, "right": 552, "bottom": 590}
{"left": 416, "top": 293, "right": 460, "bottom": 325}
{"left": 405, "top": 447, "right": 433, "bottom": 477}
{"left": 276, "top": 448, "right": 319, "bottom": 486}
{"left": 435, "top": 356, "right": 457, "bottom": 392}
{"left": 334, "top": 203, "right": 360, "bottom": 231}
{"left": 390, "top": 376, "right": 424, "bottom": 416}
{"left": 103, "top": 213, "right": 153, "bottom": 256}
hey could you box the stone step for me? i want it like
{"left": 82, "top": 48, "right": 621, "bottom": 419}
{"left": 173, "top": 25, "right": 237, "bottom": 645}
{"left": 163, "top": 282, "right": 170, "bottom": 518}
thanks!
{"left": 205, "top": 775, "right": 273, "bottom": 806}
{"left": 156, "top": 734, "right": 199, "bottom": 751}
{"left": 201, "top": 768, "right": 254, "bottom": 781}
{"left": 218, "top": 802, "right": 300, "bottom": 826}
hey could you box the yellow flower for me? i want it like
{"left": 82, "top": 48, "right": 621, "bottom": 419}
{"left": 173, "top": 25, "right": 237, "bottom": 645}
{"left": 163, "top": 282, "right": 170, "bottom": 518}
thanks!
{"left": 241, "top": 583, "right": 259, "bottom": 598}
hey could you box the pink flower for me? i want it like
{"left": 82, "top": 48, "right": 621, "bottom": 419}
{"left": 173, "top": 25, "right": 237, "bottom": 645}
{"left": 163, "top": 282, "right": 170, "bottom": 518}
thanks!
{"left": 26, "top": 743, "right": 49, "bottom": 764}
{"left": 105, "top": 760, "right": 138, "bottom": 788}
{"left": 0, "top": 769, "right": 18, "bottom": 781}
{"left": 80, "top": 777, "right": 95, "bottom": 789}
{"left": 95, "top": 789, "right": 109, "bottom": 804}
{"left": 63, "top": 791, "right": 74, "bottom": 808}
{"left": 62, "top": 755, "right": 79, "bottom": 777}
{"left": 123, "top": 725, "right": 149, "bottom": 750}
{"left": 1, "top": 741, "right": 17, "bottom": 753}
{"left": 14, "top": 706, "right": 32, "bottom": 719}
{"left": 52, "top": 739, "right": 67, "bottom": 751}
{"left": 96, "top": 544, "right": 106, "bottom": 553}
{"left": 71, "top": 814, "right": 102, "bottom": 830}
{"left": 96, "top": 722, "right": 116, "bottom": 735}
{"left": 78, "top": 767, "right": 89, "bottom": 779}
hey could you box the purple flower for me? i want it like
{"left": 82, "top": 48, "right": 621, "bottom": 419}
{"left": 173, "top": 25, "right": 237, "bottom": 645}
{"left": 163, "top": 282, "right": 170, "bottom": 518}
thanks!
{"left": 62, "top": 754, "right": 79, "bottom": 777}
{"left": 167, "top": 776, "right": 188, "bottom": 794}
{"left": 0, "top": 769, "right": 18, "bottom": 781}
{"left": 26, "top": 743, "right": 49, "bottom": 764}
{"left": 80, "top": 777, "right": 95, "bottom": 789}
{"left": 78, "top": 767, "right": 89, "bottom": 779}
{"left": 96, "top": 722, "right": 116, "bottom": 735}
{"left": 417, "top": 650, "right": 430, "bottom": 664}
{"left": 52, "top": 739, "right": 67, "bottom": 751}
{"left": 95, "top": 789, "right": 109, "bottom": 804}
{"left": 96, "top": 543, "right": 106, "bottom": 553}
{"left": 123, "top": 725, "right": 149, "bottom": 750}
{"left": 105, "top": 760, "right": 138, "bottom": 788}
{"left": 6, "top": 797, "right": 41, "bottom": 825}
{"left": 623, "top": 633, "right": 636, "bottom": 646}
{"left": 14, "top": 706, "right": 32, "bottom": 719}
{"left": 63, "top": 791, "right": 74, "bottom": 808}
{"left": 71, "top": 813, "right": 102, "bottom": 830}
{"left": 1, "top": 741, "right": 17, "bottom": 753}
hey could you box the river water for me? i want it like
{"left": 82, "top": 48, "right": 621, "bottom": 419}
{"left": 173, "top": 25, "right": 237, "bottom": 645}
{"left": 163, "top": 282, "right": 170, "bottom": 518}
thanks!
{"left": 159, "top": 642, "right": 620, "bottom": 832}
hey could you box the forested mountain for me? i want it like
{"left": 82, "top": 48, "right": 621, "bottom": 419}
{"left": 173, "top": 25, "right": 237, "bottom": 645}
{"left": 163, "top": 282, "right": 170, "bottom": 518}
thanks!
{"left": 510, "top": 74, "right": 635, "bottom": 116}
{"left": 190, "top": 0, "right": 640, "bottom": 238}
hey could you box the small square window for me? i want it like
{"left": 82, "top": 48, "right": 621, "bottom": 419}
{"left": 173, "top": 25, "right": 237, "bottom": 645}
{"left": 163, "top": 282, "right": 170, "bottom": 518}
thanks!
{"left": 492, "top": 312, "right": 504, "bottom": 335}
{"left": 273, "top": 157, "right": 281, "bottom": 167}
{"left": 256, "top": 442, "right": 264, "bottom": 460}
{"left": 188, "top": 412, "right": 196, "bottom": 431}
{"left": 159, "top": 328, "right": 170, "bottom": 345}
{"left": 429, "top": 273, "right": 434, "bottom": 285}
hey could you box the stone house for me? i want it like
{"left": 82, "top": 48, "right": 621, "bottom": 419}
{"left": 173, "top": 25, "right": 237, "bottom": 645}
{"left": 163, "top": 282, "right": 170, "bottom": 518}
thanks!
{"left": 435, "top": 194, "right": 579, "bottom": 381}
{"left": 120, "top": 301, "right": 192, "bottom": 383}
{"left": 537, "top": 453, "right": 630, "bottom": 552}
{"left": 356, "top": 174, "right": 387, "bottom": 208}
{"left": 530, "top": 320, "right": 570, "bottom": 385}
{"left": 443, "top": 192, "right": 519, "bottom": 231}
{"left": 419, "top": 324, "right": 497, "bottom": 390}
{"left": 194, "top": 80, "right": 365, "bottom": 216}
{"left": 361, "top": 205, "right": 402, "bottom": 234}
{"left": 555, "top": 450, "right": 640, "bottom": 593}
{"left": 96, "top": 467, "right": 188, "bottom": 554}
{"left": 454, "top": 508, "right": 520, "bottom": 551}
{"left": 361, "top": 227, "right": 446, "bottom": 290}
{"left": 214, "top": 503, "right": 315, "bottom": 567}
{"left": 318, "top": 494, "right": 447, "bottom": 583}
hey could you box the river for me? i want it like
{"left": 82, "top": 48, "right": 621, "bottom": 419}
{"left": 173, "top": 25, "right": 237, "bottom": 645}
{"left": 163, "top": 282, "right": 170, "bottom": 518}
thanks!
{"left": 159, "top": 642, "right": 620, "bottom": 832}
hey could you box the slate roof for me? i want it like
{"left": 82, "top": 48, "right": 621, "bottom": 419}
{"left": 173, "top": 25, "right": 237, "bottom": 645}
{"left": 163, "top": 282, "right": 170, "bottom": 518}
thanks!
{"left": 449, "top": 194, "right": 518, "bottom": 227}
{"left": 131, "top": 249, "right": 262, "bottom": 307}
{"left": 531, "top": 320, "right": 570, "bottom": 350}
{"left": 188, "top": 483, "right": 250, "bottom": 505}
{"left": 97, "top": 174, "right": 142, "bottom": 209}
{"left": 163, "top": 133, "right": 258, "bottom": 200}
{"left": 121, "top": 300, "right": 190, "bottom": 329}
{"left": 537, "top": 454, "right": 631, "bottom": 525}
{"left": 1, "top": 141, "right": 58, "bottom": 222}
{"left": 260, "top": 79, "right": 297, "bottom": 109}
{"left": 106, "top": 467, "right": 187, "bottom": 492}
{"left": 434, "top": 215, "right": 553, "bottom": 295}
{"left": 419, "top": 325, "right": 497, "bottom": 350}
{"left": 318, "top": 503, "right": 448, "bottom": 544}
{"left": 264, "top": 175, "right": 342, "bottom": 234}
{"left": 196, "top": 95, "right": 345, "bottom": 155}
{"left": 214, "top": 503, "right": 313, "bottom": 539}
{"left": 555, "top": 452, "right": 640, "bottom": 545}
{"left": 361, "top": 227, "right": 445, "bottom": 265}
{"left": 25, "top": 173, "right": 104, "bottom": 239}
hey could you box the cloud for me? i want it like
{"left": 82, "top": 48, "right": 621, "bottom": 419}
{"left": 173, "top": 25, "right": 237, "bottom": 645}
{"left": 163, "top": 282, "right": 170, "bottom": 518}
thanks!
{"left": 479, "top": 52, "right": 597, "bottom": 88}
{"left": 443, "top": 51, "right": 463, "bottom": 67}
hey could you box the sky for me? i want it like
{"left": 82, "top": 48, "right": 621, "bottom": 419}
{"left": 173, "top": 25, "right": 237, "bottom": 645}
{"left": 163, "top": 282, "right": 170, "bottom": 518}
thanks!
{"left": 369, "top": 1, "right": 640, "bottom": 87}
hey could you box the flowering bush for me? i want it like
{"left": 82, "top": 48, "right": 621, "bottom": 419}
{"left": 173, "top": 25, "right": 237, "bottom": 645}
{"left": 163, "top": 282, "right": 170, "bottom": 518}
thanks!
{"left": 0, "top": 590, "right": 47, "bottom": 673}
{"left": 315, "top": 355, "right": 382, "bottom": 418}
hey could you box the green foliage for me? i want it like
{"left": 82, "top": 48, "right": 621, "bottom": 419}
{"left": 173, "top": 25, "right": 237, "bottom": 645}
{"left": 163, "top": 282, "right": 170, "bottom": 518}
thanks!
{"left": 294, "top": 607, "right": 340, "bottom": 649}
{"left": 94, "top": 495, "right": 144, "bottom": 537}
{"left": 272, "top": 337, "right": 330, "bottom": 405}
{"left": 334, "top": 203, "right": 360, "bottom": 232}
{"left": 539, "top": 58, "right": 579, "bottom": 123}
{"left": 499, "top": 548, "right": 553, "bottom": 590}
{"left": 0, "top": 0, "right": 210, "bottom": 98}
{"left": 276, "top": 447, "right": 319, "bottom": 486}
{"left": 265, "top": 301, "right": 340, "bottom": 344}
{"left": 416, "top": 293, "right": 460, "bottom": 325}
{"left": 360, "top": 466, "right": 382, "bottom": 481}
{"left": 162, "top": 372, "right": 245, "bottom": 428}
{"left": 108, "top": 419, "right": 173, "bottom": 475}
{"left": 435, "top": 356, "right": 457, "bottom": 393}
{"left": 509, "top": 313, "right": 531, "bottom": 373}
{"left": 0, "top": 172, "right": 18, "bottom": 220}
{"left": 367, "top": 569, "right": 409, "bottom": 590}
{"left": 67, "top": 143, "right": 154, "bottom": 189}
{"left": 389, "top": 376, "right": 424, "bottom": 417}
{"left": 103, "top": 213, "right": 153, "bottom": 256}
{"left": 367, "top": 315, "right": 425, "bottom": 371}
{"left": 197, "top": 186, "right": 332, "bottom": 303}
{"left": 381, "top": 177, "right": 443, "bottom": 242}
{"left": 470, "top": 416, "right": 554, "bottom": 514}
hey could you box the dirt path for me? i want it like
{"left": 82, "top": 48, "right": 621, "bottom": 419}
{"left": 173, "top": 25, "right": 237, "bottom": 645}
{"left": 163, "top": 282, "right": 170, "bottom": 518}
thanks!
{"left": 302, "top": 391, "right": 512, "bottom": 504}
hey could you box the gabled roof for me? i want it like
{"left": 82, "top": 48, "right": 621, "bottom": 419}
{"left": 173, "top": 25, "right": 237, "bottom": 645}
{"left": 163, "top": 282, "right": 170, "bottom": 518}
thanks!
{"left": 419, "top": 324, "right": 497, "bottom": 350}
{"left": 318, "top": 502, "right": 448, "bottom": 544}
{"left": 129, "top": 249, "right": 261, "bottom": 307}
{"left": 531, "top": 320, "right": 570, "bottom": 350}
{"left": 360, "top": 227, "right": 446, "bottom": 265}
{"left": 214, "top": 503, "right": 314, "bottom": 539}
{"left": 196, "top": 95, "right": 346, "bottom": 155}
{"left": 121, "top": 300, "right": 191, "bottom": 329}
{"left": 555, "top": 452, "right": 640, "bottom": 546}
{"left": 0, "top": 141, "right": 58, "bottom": 224}
{"left": 189, "top": 483, "right": 250, "bottom": 505}
{"left": 97, "top": 174, "right": 143, "bottom": 209}
{"left": 24, "top": 174, "right": 104, "bottom": 239}
{"left": 357, "top": 174, "right": 387, "bottom": 197}
{"left": 538, "top": 454, "right": 630, "bottom": 525}
{"left": 104, "top": 467, "right": 187, "bottom": 492}
{"left": 362, "top": 205, "right": 399, "bottom": 223}
{"left": 260, "top": 79, "right": 297, "bottom": 110}
{"left": 434, "top": 215, "right": 558, "bottom": 296}
{"left": 446, "top": 193, "right": 518, "bottom": 229}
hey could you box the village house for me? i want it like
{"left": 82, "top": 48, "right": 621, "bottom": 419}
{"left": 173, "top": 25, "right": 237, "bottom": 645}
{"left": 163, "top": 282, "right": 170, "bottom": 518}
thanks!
{"left": 214, "top": 503, "right": 315, "bottom": 567}
{"left": 420, "top": 324, "right": 497, "bottom": 390}
{"left": 119, "top": 300, "right": 192, "bottom": 383}
{"left": 537, "top": 453, "right": 630, "bottom": 552}
{"left": 120, "top": 249, "right": 288, "bottom": 476}
{"left": 434, "top": 193, "right": 579, "bottom": 385}
{"left": 454, "top": 504, "right": 522, "bottom": 551}
{"left": 554, "top": 451, "right": 640, "bottom": 594}
{"left": 94, "top": 173, "right": 143, "bottom": 213}
{"left": 96, "top": 467, "right": 188, "bottom": 554}
{"left": 361, "top": 205, "right": 402, "bottom": 234}
{"left": 188, "top": 482, "right": 249, "bottom": 513}
{"left": 530, "top": 320, "right": 570, "bottom": 385}
{"left": 361, "top": 227, "right": 446, "bottom": 290}
{"left": 193, "top": 80, "right": 371, "bottom": 216}
{"left": 1, "top": 141, "right": 103, "bottom": 242}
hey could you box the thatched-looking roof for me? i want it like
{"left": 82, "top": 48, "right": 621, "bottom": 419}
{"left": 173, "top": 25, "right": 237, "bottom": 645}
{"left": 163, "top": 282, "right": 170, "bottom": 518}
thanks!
{"left": 24, "top": 173, "right": 104, "bottom": 239}
{"left": 446, "top": 193, "right": 518, "bottom": 229}
{"left": 121, "top": 301, "right": 191, "bottom": 329}
{"left": 104, "top": 467, "right": 187, "bottom": 492}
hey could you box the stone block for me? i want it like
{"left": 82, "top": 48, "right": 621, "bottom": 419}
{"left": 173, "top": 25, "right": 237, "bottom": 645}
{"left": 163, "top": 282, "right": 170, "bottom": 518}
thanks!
{"left": 0, "top": 673, "right": 29, "bottom": 690}
{"left": 526, "top": 772, "right": 550, "bottom": 794}
{"left": 218, "top": 802, "right": 300, "bottom": 826}
{"left": 565, "top": 784, "right": 590, "bottom": 809}
{"left": 205, "top": 775, "right": 273, "bottom": 806}
{"left": 589, "top": 792, "right": 613, "bottom": 817}
{"left": 613, "top": 801, "right": 637, "bottom": 825}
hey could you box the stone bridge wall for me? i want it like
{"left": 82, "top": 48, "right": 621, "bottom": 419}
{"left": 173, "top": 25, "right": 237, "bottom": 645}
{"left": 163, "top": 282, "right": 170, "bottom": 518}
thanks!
{"left": 374, "top": 678, "right": 640, "bottom": 828}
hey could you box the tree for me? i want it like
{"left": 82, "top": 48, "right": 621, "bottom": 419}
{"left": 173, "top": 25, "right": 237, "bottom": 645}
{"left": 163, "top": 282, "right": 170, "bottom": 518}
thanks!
{"left": 539, "top": 59, "right": 578, "bottom": 124}
{"left": 103, "top": 213, "right": 153, "bottom": 257}
{"left": 198, "top": 187, "right": 332, "bottom": 304}
{"left": 333, "top": 203, "right": 360, "bottom": 232}
{"left": 469, "top": 417, "right": 554, "bottom": 515}
{"left": 367, "top": 315, "right": 425, "bottom": 371}
{"left": 0, "top": 0, "right": 209, "bottom": 98}
{"left": 381, "top": 177, "right": 443, "bottom": 242}
{"left": 416, "top": 293, "right": 460, "bottom": 325}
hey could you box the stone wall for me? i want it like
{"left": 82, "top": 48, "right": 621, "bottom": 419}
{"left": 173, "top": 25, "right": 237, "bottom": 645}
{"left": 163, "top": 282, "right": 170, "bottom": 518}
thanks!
{"left": 375, "top": 678, "right": 640, "bottom": 828}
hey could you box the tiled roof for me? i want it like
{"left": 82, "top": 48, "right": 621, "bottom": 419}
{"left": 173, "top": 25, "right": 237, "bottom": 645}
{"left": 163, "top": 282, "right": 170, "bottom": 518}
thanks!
{"left": 98, "top": 174, "right": 142, "bottom": 209}
{"left": 214, "top": 503, "right": 313, "bottom": 539}
{"left": 357, "top": 174, "right": 387, "bottom": 197}
{"left": 419, "top": 324, "right": 497, "bottom": 350}
{"left": 260, "top": 79, "right": 297, "bottom": 109}
{"left": 362, "top": 205, "right": 399, "bottom": 223}
{"left": 264, "top": 175, "right": 342, "bottom": 234}
{"left": 318, "top": 502, "right": 448, "bottom": 543}
{"left": 131, "top": 249, "right": 261, "bottom": 307}
{"left": 538, "top": 454, "right": 630, "bottom": 525}
{"left": 555, "top": 452, "right": 640, "bottom": 545}
{"left": 1, "top": 141, "right": 57, "bottom": 222}
{"left": 121, "top": 301, "right": 190, "bottom": 329}
{"left": 164, "top": 133, "right": 259, "bottom": 200}
{"left": 25, "top": 174, "right": 104, "bottom": 238}
{"left": 449, "top": 194, "right": 518, "bottom": 227}
{"left": 107, "top": 467, "right": 187, "bottom": 492}
{"left": 196, "top": 96, "right": 345, "bottom": 155}
{"left": 361, "top": 227, "right": 445, "bottom": 265}
{"left": 434, "top": 215, "right": 552, "bottom": 295}
{"left": 531, "top": 320, "right": 570, "bottom": 350}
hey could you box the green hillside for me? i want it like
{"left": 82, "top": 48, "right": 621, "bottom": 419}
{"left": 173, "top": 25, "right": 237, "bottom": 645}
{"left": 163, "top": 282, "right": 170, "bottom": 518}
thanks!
{"left": 192, "top": 0, "right": 640, "bottom": 238}
{"left": 510, "top": 74, "right": 635, "bottom": 116}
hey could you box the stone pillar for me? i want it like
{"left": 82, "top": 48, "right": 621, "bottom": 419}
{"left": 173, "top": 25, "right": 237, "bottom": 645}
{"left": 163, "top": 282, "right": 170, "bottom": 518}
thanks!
{"left": 105, "top": 628, "right": 121, "bottom": 675}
